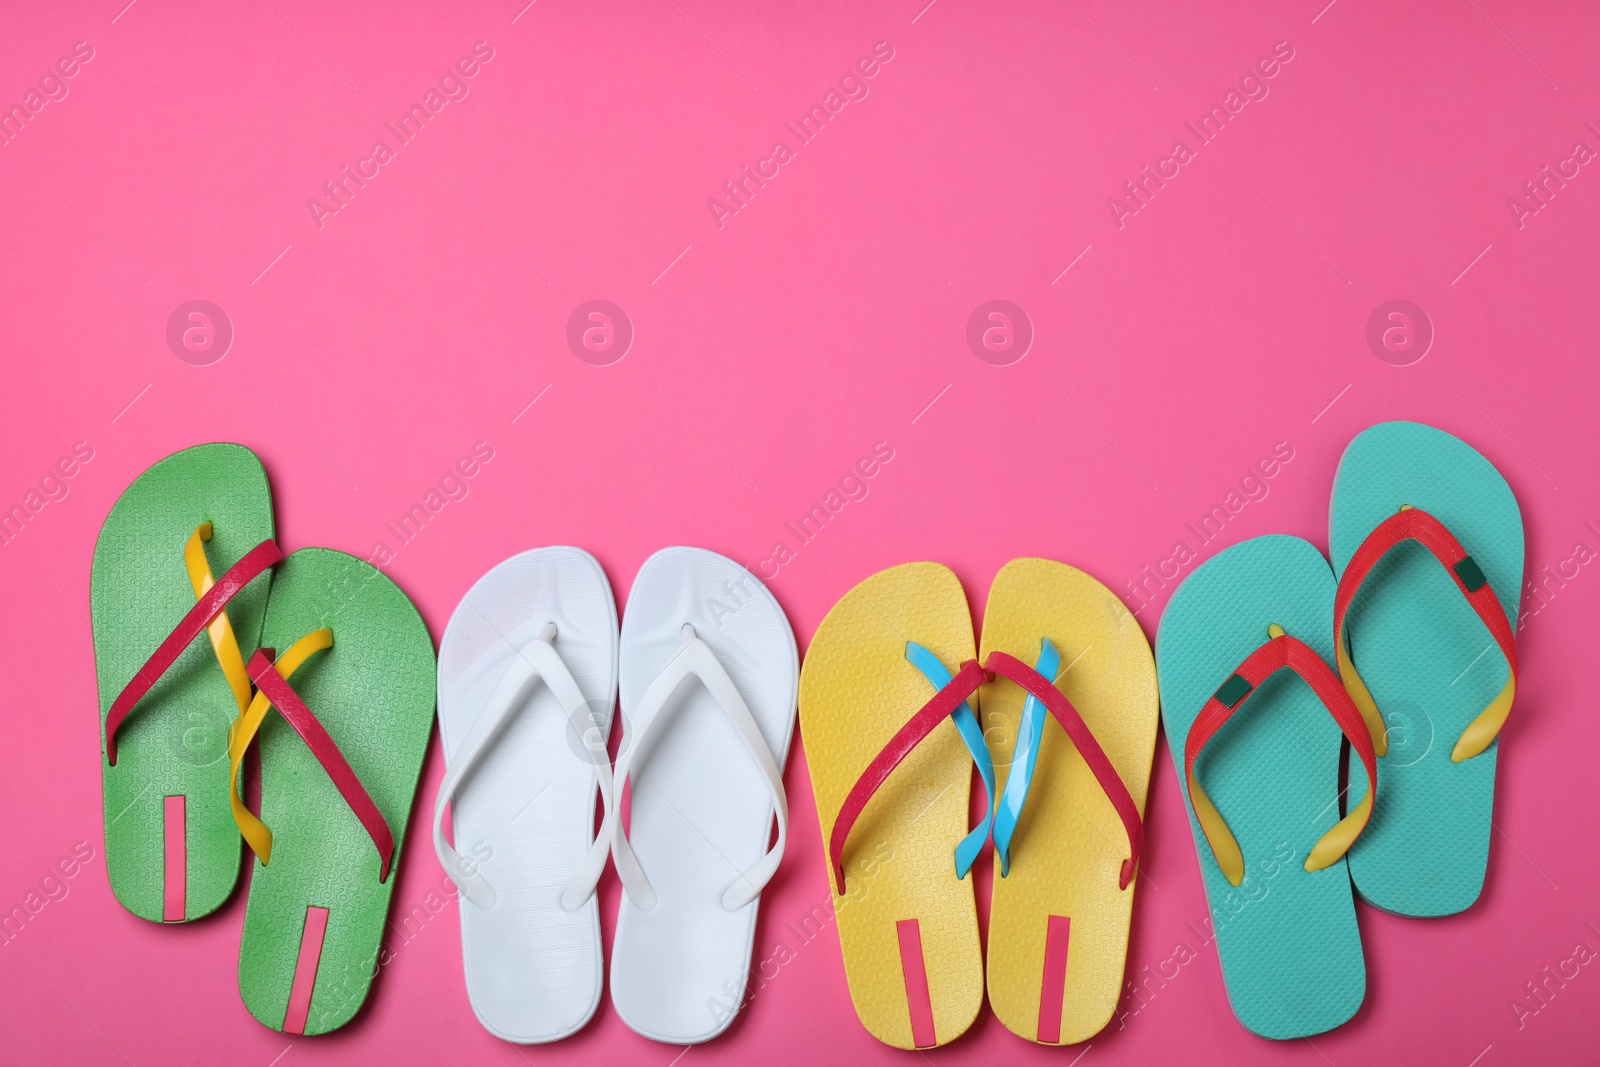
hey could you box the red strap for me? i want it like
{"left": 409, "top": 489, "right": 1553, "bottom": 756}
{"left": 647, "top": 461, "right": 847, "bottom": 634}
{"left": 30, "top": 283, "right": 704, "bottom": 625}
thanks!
{"left": 984, "top": 651, "right": 1144, "bottom": 889}
{"left": 105, "top": 538, "right": 282, "bottom": 765}
{"left": 828, "top": 660, "right": 989, "bottom": 895}
{"left": 1185, "top": 633, "right": 1378, "bottom": 863}
{"left": 1334, "top": 506, "right": 1517, "bottom": 700}
{"left": 246, "top": 651, "right": 396, "bottom": 882}
{"left": 1187, "top": 634, "right": 1375, "bottom": 778}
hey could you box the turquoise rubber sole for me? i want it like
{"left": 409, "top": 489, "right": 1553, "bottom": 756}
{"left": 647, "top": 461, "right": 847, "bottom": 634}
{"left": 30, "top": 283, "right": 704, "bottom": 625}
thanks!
{"left": 1330, "top": 421, "right": 1523, "bottom": 917}
{"left": 1156, "top": 534, "right": 1364, "bottom": 1039}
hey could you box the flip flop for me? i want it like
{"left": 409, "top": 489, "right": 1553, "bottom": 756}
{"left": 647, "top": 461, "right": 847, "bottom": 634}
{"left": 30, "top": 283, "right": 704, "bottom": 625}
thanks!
{"left": 798, "top": 562, "right": 991, "bottom": 1050}
{"left": 433, "top": 547, "right": 618, "bottom": 1043}
{"left": 978, "top": 558, "right": 1157, "bottom": 1045}
{"left": 608, "top": 547, "right": 798, "bottom": 1044}
{"left": 1156, "top": 535, "right": 1377, "bottom": 1039}
{"left": 92, "top": 443, "right": 279, "bottom": 922}
{"left": 229, "top": 548, "right": 435, "bottom": 1034}
{"left": 1329, "top": 421, "right": 1523, "bottom": 917}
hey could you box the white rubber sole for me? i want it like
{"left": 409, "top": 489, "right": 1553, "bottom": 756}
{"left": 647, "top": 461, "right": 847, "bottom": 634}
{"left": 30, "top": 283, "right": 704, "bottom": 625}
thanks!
{"left": 609, "top": 547, "right": 799, "bottom": 1044}
{"left": 436, "top": 546, "right": 618, "bottom": 1043}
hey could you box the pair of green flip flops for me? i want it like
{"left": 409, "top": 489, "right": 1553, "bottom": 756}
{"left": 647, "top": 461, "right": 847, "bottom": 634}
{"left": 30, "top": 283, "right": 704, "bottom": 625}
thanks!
{"left": 1157, "top": 422, "right": 1523, "bottom": 1039}
{"left": 91, "top": 443, "right": 436, "bottom": 1035}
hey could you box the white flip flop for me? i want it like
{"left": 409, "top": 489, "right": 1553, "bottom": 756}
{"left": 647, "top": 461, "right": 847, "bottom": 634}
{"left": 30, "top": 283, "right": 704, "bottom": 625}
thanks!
{"left": 433, "top": 547, "right": 618, "bottom": 1043}
{"left": 608, "top": 547, "right": 799, "bottom": 1043}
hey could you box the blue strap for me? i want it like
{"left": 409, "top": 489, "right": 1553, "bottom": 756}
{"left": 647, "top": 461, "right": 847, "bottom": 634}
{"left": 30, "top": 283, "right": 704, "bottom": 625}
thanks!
{"left": 904, "top": 642, "right": 996, "bottom": 879}
{"left": 992, "top": 637, "right": 1061, "bottom": 876}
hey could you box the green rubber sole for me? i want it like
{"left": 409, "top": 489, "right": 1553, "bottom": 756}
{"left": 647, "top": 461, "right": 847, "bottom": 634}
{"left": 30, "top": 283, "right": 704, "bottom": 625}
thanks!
{"left": 91, "top": 443, "right": 274, "bottom": 922}
{"left": 237, "top": 548, "right": 436, "bottom": 1034}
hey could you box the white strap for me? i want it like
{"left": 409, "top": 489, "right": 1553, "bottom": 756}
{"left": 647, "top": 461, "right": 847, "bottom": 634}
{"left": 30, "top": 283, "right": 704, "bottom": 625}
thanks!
{"left": 611, "top": 624, "right": 787, "bottom": 912}
{"left": 432, "top": 624, "right": 614, "bottom": 912}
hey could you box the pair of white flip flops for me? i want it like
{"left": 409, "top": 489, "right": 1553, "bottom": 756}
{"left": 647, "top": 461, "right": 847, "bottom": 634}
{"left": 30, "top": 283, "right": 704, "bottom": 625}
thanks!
{"left": 432, "top": 546, "right": 798, "bottom": 1045}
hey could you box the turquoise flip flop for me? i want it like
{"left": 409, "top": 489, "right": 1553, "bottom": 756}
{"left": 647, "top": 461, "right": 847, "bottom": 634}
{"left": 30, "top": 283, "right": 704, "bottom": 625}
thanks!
{"left": 1329, "top": 421, "right": 1523, "bottom": 917}
{"left": 1156, "top": 535, "right": 1375, "bottom": 1039}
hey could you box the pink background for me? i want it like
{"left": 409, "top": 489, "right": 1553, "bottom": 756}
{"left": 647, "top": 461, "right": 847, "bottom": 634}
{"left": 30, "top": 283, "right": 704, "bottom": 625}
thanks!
{"left": 2, "top": 0, "right": 1598, "bottom": 1063}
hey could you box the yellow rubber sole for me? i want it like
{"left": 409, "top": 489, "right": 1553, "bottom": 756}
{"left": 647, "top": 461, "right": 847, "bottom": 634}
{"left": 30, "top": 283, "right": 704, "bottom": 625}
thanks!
{"left": 978, "top": 558, "right": 1159, "bottom": 1044}
{"left": 797, "top": 562, "right": 983, "bottom": 1049}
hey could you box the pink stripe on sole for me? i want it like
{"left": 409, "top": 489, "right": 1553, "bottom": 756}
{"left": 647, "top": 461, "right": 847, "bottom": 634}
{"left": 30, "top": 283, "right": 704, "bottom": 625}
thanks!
{"left": 282, "top": 906, "right": 330, "bottom": 1035}
{"left": 162, "top": 796, "right": 185, "bottom": 922}
{"left": 895, "top": 918, "right": 937, "bottom": 1048}
{"left": 1036, "top": 915, "right": 1072, "bottom": 1043}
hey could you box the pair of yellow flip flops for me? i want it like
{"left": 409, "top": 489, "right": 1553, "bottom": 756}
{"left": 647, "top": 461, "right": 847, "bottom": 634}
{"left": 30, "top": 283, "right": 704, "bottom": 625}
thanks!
{"left": 799, "top": 559, "right": 1159, "bottom": 1048}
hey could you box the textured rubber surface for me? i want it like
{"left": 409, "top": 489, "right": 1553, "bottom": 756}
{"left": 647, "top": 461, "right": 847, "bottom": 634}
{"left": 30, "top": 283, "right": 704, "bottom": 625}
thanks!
{"left": 980, "top": 558, "right": 1158, "bottom": 1045}
{"left": 436, "top": 547, "right": 617, "bottom": 1042}
{"left": 1155, "top": 536, "right": 1364, "bottom": 1039}
{"left": 237, "top": 548, "right": 436, "bottom": 1034}
{"left": 91, "top": 443, "right": 273, "bottom": 922}
{"left": 1330, "top": 421, "right": 1523, "bottom": 917}
{"left": 797, "top": 562, "right": 981, "bottom": 1049}
{"left": 609, "top": 547, "right": 798, "bottom": 1044}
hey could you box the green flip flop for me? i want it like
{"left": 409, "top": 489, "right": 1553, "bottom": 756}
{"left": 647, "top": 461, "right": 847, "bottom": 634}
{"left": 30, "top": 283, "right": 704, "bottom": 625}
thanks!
{"left": 92, "top": 443, "right": 279, "bottom": 922}
{"left": 1330, "top": 421, "right": 1523, "bottom": 917}
{"left": 231, "top": 548, "right": 435, "bottom": 1034}
{"left": 1156, "top": 535, "right": 1377, "bottom": 1039}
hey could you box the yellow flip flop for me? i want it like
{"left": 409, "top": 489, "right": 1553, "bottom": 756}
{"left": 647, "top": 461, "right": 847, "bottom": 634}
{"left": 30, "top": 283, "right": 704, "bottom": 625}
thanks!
{"left": 798, "top": 562, "right": 989, "bottom": 1049}
{"left": 978, "top": 558, "right": 1159, "bottom": 1044}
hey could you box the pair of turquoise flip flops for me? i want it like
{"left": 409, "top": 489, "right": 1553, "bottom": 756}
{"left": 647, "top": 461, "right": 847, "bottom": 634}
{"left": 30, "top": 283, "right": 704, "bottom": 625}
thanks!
{"left": 1157, "top": 422, "right": 1523, "bottom": 1039}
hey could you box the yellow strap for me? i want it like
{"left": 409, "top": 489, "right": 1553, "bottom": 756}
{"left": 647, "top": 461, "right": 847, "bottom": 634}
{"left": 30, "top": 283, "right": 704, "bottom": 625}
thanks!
{"left": 1305, "top": 789, "right": 1373, "bottom": 873}
{"left": 1187, "top": 768, "right": 1245, "bottom": 885}
{"left": 1335, "top": 638, "right": 1390, "bottom": 758}
{"left": 227, "top": 629, "right": 334, "bottom": 865}
{"left": 1191, "top": 748, "right": 1375, "bottom": 887}
{"left": 1453, "top": 674, "right": 1515, "bottom": 762}
{"left": 184, "top": 522, "right": 253, "bottom": 718}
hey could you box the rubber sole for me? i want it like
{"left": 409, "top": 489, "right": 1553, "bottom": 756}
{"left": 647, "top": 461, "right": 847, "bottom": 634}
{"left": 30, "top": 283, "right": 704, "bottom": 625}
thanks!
{"left": 1330, "top": 421, "right": 1523, "bottom": 917}
{"left": 92, "top": 443, "right": 274, "bottom": 922}
{"left": 797, "top": 562, "right": 982, "bottom": 1049}
{"left": 1156, "top": 535, "right": 1365, "bottom": 1039}
{"left": 237, "top": 548, "right": 435, "bottom": 1034}
{"left": 436, "top": 546, "right": 618, "bottom": 1043}
{"left": 980, "top": 558, "right": 1158, "bottom": 1045}
{"left": 609, "top": 547, "right": 799, "bottom": 1044}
